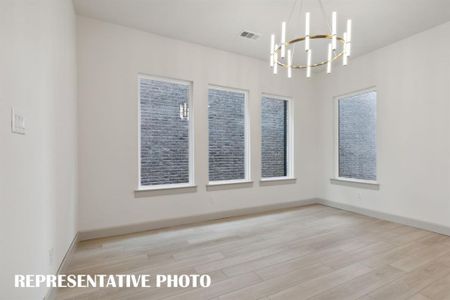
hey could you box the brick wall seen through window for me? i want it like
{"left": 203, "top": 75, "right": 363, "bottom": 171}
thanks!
{"left": 261, "top": 96, "right": 288, "bottom": 178}
{"left": 338, "top": 90, "right": 377, "bottom": 181}
{"left": 139, "top": 77, "right": 191, "bottom": 186}
{"left": 208, "top": 87, "right": 247, "bottom": 182}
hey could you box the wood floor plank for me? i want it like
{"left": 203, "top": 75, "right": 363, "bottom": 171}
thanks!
{"left": 268, "top": 263, "right": 374, "bottom": 300}
{"left": 363, "top": 260, "right": 450, "bottom": 300}
{"left": 408, "top": 294, "right": 431, "bottom": 300}
{"left": 418, "top": 273, "right": 450, "bottom": 300}
{"left": 307, "top": 265, "right": 404, "bottom": 300}
{"left": 163, "top": 272, "right": 261, "bottom": 300}
{"left": 54, "top": 204, "right": 450, "bottom": 300}
{"left": 219, "top": 263, "right": 333, "bottom": 300}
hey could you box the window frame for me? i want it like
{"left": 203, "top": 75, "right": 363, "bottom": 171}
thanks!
{"left": 333, "top": 87, "right": 378, "bottom": 185}
{"left": 137, "top": 74, "right": 195, "bottom": 191}
{"left": 260, "top": 93, "right": 294, "bottom": 181}
{"left": 207, "top": 84, "right": 251, "bottom": 185}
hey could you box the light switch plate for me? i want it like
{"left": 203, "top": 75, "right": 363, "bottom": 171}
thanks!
{"left": 11, "top": 107, "right": 26, "bottom": 135}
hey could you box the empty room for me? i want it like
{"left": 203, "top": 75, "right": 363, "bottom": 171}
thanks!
{"left": 2, "top": 0, "right": 450, "bottom": 299}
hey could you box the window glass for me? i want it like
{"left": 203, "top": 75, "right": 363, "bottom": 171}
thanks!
{"left": 208, "top": 87, "right": 247, "bottom": 182}
{"left": 139, "top": 77, "right": 191, "bottom": 186}
{"left": 261, "top": 96, "right": 288, "bottom": 178}
{"left": 338, "top": 90, "right": 377, "bottom": 181}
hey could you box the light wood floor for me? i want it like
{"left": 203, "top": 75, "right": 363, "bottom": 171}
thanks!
{"left": 55, "top": 204, "right": 450, "bottom": 300}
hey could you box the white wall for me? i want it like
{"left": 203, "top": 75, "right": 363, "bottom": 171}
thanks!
{"left": 77, "top": 16, "right": 319, "bottom": 232}
{"left": 77, "top": 16, "right": 450, "bottom": 234}
{"left": 0, "top": 0, "right": 78, "bottom": 299}
{"left": 315, "top": 22, "right": 450, "bottom": 228}
{"left": 1, "top": 3, "right": 449, "bottom": 298}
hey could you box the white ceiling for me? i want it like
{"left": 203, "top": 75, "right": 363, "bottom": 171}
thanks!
{"left": 73, "top": 0, "right": 450, "bottom": 63}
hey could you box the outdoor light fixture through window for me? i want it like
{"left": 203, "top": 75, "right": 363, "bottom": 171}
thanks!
{"left": 179, "top": 102, "right": 189, "bottom": 120}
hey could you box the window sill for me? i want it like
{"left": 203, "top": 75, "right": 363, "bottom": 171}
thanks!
{"left": 206, "top": 180, "right": 253, "bottom": 191}
{"left": 330, "top": 177, "right": 380, "bottom": 190}
{"left": 135, "top": 183, "right": 197, "bottom": 192}
{"left": 207, "top": 180, "right": 252, "bottom": 187}
{"left": 260, "top": 177, "right": 297, "bottom": 186}
{"left": 260, "top": 177, "right": 296, "bottom": 182}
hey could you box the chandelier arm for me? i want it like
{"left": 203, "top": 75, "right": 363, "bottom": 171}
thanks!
{"left": 281, "top": 51, "right": 343, "bottom": 69}
{"left": 274, "top": 35, "right": 345, "bottom": 69}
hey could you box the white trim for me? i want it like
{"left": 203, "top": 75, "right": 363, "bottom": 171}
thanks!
{"left": 330, "top": 177, "right": 379, "bottom": 190}
{"left": 77, "top": 199, "right": 450, "bottom": 241}
{"left": 262, "top": 92, "right": 292, "bottom": 101}
{"left": 261, "top": 93, "right": 294, "bottom": 179}
{"left": 137, "top": 74, "right": 195, "bottom": 190}
{"left": 207, "top": 84, "right": 251, "bottom": 182}
{"left": 136, "top": 183, "right": 197, "bottom": 192}
{"left": 334, "top": 87, "right": 377, "bottom": 182}
{"left": 260, "top": 177, "right": 296, "bottom": 182}
{"left": 332, "top": 177, "right": 378, "bottom": 185}
{"left": 287, "top": 97, "right": 294, "bottom": 178}
{"left": 317, "top": 199, "right": 450, "bottom": 237}
{"left": 334, "top": 86, "right": 377, "bottom": 100}
{"left": 47, "top": 199, "right": 450, "bottom": 298}
{"left": 78, "top": 199, "right": 317, "bottom": 241}
{"left": 137, "top": 73, "right": 192, "bottom": 86}
{"left": 245, "top": 88, "right": 251, "bottom": 182}
{"left": 207, "top": 179, "right": 253, "bottom": 187}
{"left": 45, "top": 233, "right": 79, "bottom": 300}
{"left": 207, "top": 83, "right": 248, "bottom": 94}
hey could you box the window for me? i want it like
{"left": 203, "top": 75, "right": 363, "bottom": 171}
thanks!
{"left": 261, "top": 95, "right": 292, "bottom": 179}
{"left": 208, "top": 86, "right": 249, "bottom": 183}
{"left": 337, "top": 89, "right": 377, "bottom": 181}
{"left": 138, "top": 75, "right": 193, "bottom": 188}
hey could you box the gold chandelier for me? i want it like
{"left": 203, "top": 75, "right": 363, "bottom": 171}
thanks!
{"left": 270, "top": 0, "right": 352, "bottom": 78}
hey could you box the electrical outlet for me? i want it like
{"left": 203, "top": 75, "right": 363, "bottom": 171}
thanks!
{"left": 11, "top": 107, "right": 26, "bottom": 135}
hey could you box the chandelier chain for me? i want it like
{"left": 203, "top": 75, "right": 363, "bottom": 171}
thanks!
{"left": 289, "top": 0, "right": 304, "bottom": 59}
{"left": 287, "top": 0, "right": 299, "bottom": 27}
{"left": 317, "top": 0, "right": 332, "bottom": 32}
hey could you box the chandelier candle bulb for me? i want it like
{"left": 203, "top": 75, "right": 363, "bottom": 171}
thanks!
{"left": 287, "top": 49, "right": 292, "bottom": 78}
{"left": 305, "top": 12, "right": 310, "bottom": 51}
{"left": 327, "top": 43, "right": 332, "bottom": 74}
{"left": 347, "top": 19, "right": 352, "bottom": 42}
{"left": 273, "top": 46, "right": 278, "bottom": 74}
{"left": 332, "top": 11, "right": 337, "bottom": 50}
{"left": 346, "top": 19, "right": 352, "bottom": 56}
{"left": 270, "top": 34, "right": 275, "bottom": 67}
{"left": 281, "top": 22, "right": 286, "bottom": 58}
{"left": 343, "top": 33, "right": 348, "bottom": 66}
{"left": 306, "top": 49, "right": 312, "bottom": 78}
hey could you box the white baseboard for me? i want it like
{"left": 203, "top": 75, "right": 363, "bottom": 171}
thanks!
{"left": 45, "top": 233, "right": 79, "bottom": 300}
{"left": 78, "top": 198, "right": 318, "bottom": 241}
{"left": 39, "top": 198, "right": 450, "bottom": 299}
{"left": 317, "top": 198, "right": 450, "bottom": 236}
{"left": 79, "top": 198, "right": 450, "bottom": 241}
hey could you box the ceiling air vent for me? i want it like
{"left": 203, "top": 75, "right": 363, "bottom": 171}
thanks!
{"left": 240, "top": 31, "right": 260, "bottom": 40}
